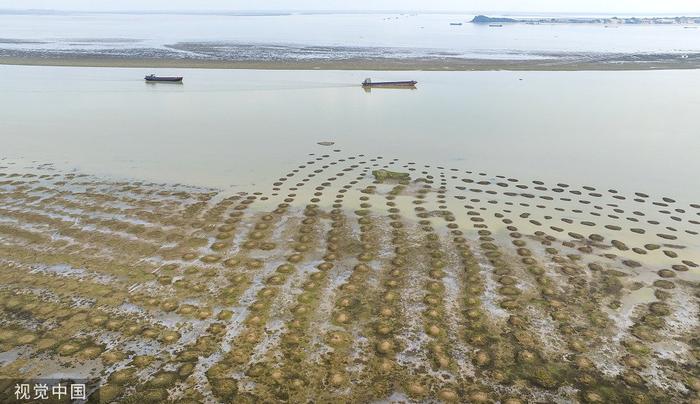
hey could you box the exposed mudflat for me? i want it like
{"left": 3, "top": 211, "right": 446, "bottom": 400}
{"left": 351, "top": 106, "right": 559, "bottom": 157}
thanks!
{"left": 0, "top": 153, "right": 698, "bottom": 403}
{"left": 2, "top": 50, "right": 700, "bottom": 71}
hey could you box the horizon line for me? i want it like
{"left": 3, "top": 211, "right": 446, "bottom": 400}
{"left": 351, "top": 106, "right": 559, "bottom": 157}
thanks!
{"left": 2, "top": 8, "right": 700, "bottom": 16}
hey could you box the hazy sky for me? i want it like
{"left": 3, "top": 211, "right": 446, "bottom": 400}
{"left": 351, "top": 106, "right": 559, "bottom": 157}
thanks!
{"left": 0, "top": 0, "right": 698, "bottom": 14}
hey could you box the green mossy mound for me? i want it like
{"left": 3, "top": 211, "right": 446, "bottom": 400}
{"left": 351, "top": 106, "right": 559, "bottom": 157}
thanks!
{"left": 372, "top": 170, "right": 410, "bottom": 182}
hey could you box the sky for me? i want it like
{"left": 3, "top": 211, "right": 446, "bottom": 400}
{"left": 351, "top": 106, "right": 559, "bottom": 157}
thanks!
{"left": 0, "top": 0, "right": 698, "bottom": 14}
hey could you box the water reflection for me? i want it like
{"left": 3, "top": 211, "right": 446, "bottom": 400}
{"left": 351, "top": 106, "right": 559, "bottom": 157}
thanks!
{"left": 145, "top": 81, "right": 184, "bottom": 86}
{"left": 363, "top": 85, "right": 417, "bottom": 93}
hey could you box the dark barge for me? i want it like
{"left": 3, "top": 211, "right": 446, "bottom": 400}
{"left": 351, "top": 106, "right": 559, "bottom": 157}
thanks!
{"left": 144, "top": 74, "right": 183, "bottom": 82}
{"left": 362, "top": 78, "right": 417, "bottom": 88}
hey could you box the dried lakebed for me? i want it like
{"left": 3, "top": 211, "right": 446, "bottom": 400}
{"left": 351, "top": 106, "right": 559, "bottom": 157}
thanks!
{"left": 0, "top": 152, "right": 698, "bottom": 403}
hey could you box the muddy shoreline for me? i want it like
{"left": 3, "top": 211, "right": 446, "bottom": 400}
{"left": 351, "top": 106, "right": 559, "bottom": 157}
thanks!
{"left": 2, "top": 53, "right": 700, "bottom": 71}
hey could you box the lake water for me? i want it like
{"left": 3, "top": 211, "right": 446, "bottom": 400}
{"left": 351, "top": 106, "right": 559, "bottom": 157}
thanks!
{"left": 1, "top": 12, "right": 699, "bottom": 60}
{"left": 1, "top": 65, "right": 699, "bottom": 203}
{"left": 1, "top": 30, "right": 700, "bottom": 402}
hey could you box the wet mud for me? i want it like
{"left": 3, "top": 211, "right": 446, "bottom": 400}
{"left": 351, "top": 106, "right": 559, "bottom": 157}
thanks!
{"left": 0, "top": 152, "right": 698, "bottom": 403}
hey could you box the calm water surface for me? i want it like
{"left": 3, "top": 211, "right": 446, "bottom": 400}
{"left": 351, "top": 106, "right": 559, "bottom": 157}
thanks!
{"left": 1, "top": 65, "right": 698, "bottom": 202}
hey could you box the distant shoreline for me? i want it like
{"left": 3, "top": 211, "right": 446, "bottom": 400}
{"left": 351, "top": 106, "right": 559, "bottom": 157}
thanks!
{"left": 2, "top": 54, "right": 700, "bottom": 71}
{"left": 471, "top": 14, "right": 700, "bottom": 25}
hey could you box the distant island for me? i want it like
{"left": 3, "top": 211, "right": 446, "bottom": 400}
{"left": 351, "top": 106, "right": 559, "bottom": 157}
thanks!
{"left": 471, "top": 14, "right": 700, "bottom": 25}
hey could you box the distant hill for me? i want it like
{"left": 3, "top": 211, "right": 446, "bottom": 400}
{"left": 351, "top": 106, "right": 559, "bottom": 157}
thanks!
{"left": 471, "top": 15, "right": 516, "bottom": 24}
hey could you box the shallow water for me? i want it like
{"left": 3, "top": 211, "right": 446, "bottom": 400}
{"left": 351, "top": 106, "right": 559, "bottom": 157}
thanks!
{"left": 1, "top": 12, "right": 699, "bottom": 60}
{"left": 1, "top": 65, "right": 699, "bottom": 203}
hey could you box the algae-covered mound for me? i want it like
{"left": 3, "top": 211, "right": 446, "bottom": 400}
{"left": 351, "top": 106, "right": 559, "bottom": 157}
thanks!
{"left": 372, "top": 169, "right": 410, "bottom": 182}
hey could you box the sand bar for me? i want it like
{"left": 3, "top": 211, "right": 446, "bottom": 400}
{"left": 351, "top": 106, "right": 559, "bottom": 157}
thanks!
{"left": 2, "top": 53, "right": 700, "bottom": 71}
